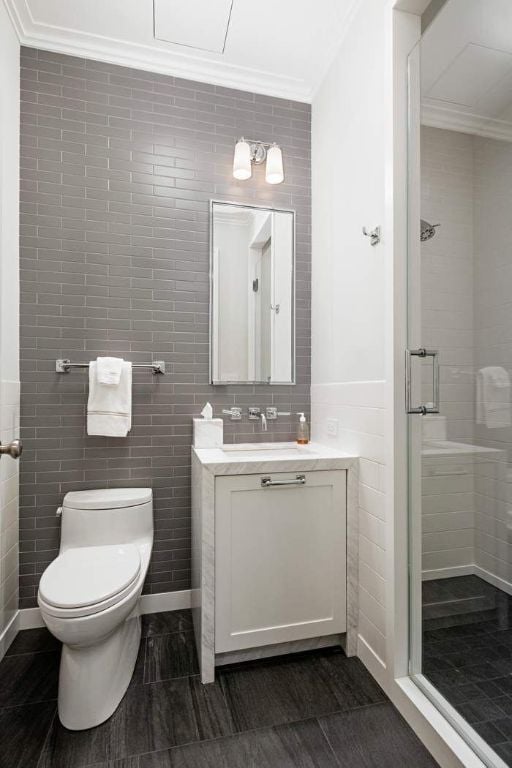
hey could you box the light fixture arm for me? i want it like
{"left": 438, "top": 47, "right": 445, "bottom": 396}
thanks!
{"left": 243, "top": 139, "right": 274, "bottom": 165}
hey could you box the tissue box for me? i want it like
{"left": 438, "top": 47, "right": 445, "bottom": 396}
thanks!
{"left": 193, "top": 418, "right": 223, "bottom": 448}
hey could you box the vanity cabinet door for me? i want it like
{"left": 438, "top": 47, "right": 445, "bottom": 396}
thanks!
{"left": 215, "top": 470, "right": 346, "bottom": 653}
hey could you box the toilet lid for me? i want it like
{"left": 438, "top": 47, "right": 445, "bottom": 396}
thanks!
{"left": 39, "top": 545, "right": 141, "bottom": 609}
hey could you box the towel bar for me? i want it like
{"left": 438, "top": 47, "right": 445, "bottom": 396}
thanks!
{"left": 56, "top": 359, "right": 165, "bottom": 375}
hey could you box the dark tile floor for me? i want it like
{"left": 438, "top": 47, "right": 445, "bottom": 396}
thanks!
{"left": 423, "top": 575, "right": 512, "bottom": 765}
{"left": 0, "top": 609, "right": 439, "bottom": 768}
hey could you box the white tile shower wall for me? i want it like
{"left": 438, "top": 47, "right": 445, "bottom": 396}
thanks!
{"left": 421, "top": 127, "right": 512, "bottom": 589}
{"left": 419, "top": 126, "right": 477, "bottom": 576}
{"left": 0, "top": 0, "right": 20, "bottom": 654}
{"left": 474, "top": 136, "right": 512, "bottom": 589}
{"left": 311, "top": 382, "right": 387, "bottom": 664}
{"left": 421, "top": 126, "right": 475, "bottom": 443}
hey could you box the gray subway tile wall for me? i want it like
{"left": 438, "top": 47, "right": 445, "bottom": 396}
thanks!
{"left": 19, "top": 48, "right": 311, "bottom": 608}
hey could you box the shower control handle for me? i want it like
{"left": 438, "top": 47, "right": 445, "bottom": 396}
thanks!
{"left": 405, "top": 349, "right": 440, "bottom": 415}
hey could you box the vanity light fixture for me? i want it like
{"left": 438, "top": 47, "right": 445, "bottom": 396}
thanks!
{"left": 232, "top": 137, "right": 284, "bottom": 184}
{"left": 265, "top": 144, "right": 284, "bottom": 185}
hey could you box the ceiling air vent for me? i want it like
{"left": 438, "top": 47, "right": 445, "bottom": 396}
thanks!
{"left": 153, "top": 0, "right": 233, "bottom": 54}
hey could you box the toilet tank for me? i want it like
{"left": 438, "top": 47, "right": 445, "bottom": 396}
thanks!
{"left": 60, "top": 488, "right": 153, "bottom": 550}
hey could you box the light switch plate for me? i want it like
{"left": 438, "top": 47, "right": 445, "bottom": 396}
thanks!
{"left": 326, "top": 419, "right": 338, "bottom": 437}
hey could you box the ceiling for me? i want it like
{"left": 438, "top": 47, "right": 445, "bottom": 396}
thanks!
{"left": 421, "top": 0, "right": 512, "bottom": 140}
{"left": 3, "top": 0, "right": 360, "bottom": 102}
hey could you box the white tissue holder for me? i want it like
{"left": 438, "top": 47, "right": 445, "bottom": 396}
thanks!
{"left": 193, "top": 418, "right": 223, "bottom": 448}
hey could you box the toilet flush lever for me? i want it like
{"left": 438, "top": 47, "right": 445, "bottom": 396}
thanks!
{"left": 0, "top": 439, "right": 22, "bottom": 460}
{"left": 56, "top": 507, "right": 63, "bottom": 517}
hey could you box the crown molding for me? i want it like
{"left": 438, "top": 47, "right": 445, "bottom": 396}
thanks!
{"left": 422, "top": 101, "right": 512, "bottom": 142}
{"left": 3, "top": 0, "right": 312, "bottom": 102}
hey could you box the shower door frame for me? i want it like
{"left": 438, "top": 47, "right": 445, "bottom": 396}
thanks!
{"left": 404, "top": 23, "right": 508, "bottom": 768}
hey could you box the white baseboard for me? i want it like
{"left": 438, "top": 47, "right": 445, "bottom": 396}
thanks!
{"left": 422, "top": 565, "right": 475, "bottom": 581}
{"left": 0, "top": 611, "right": 20, "bottom": 661}
{"left": 357, "top": 634, "right": 388, "bottom": 689}
{"left": 422, "top": 563, "right": 512, "bottom": 597}
{"left": 19, "top": 607, "right": 45, "bottom": 630}
{"left": 473, "top": 565, "right": 512, "bottom": 597}
{"left": 139, "top": 589, "right": 192, "bottom": 613}
{"left": 17, "top": 589, "right": 193, "bottom": 631}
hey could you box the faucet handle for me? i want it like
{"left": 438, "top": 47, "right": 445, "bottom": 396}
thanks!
{"left": 248, "top": 407, "right": 261, "bottom": 420}
{"left": 222, "top": 407, "right": 242, "bottom": 420}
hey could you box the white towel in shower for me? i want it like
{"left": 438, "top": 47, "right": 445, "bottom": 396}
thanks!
{"left": 476, "top": 366, "right": 511, "bottom": 429}
{"left": 87, "top": 359, "right": 132, "bottom": 437}
{"left": 96, "top": 356, "right": 123, "bottom": 386}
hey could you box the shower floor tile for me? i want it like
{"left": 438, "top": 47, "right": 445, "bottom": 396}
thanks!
{"left": 0, "top": 609, "right": 440, "bottom": 768}
{"left": 423, "top": 575, "right": 512, "bottom": 765}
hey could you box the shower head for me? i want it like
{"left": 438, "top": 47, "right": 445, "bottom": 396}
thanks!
{"left": 420, "top": 219, "right": 440, "bottom": 242}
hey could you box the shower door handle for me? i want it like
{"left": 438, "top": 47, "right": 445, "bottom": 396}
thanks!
{"left": 405, "top": 348, "right": 440, "bottom": 415}
{"left": 0, "top": 438, "right": 22, "bottom": 460}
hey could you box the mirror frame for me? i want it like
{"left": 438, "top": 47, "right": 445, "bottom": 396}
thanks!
{"left": 209, "top": 199, "right": 296, "bottom": 386}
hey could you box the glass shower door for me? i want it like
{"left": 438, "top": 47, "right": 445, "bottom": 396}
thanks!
{"left": 407, "top": 2, "right": 512, "bottom": 766}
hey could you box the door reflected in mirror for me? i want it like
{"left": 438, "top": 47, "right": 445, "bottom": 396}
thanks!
{"left": 210, "top": 201, "right": 295, "bottom": 385}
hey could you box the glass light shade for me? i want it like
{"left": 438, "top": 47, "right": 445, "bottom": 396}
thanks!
{"left": 233, "top": 139, "right": 252, "bottom": 180}
{"left": 265, "top": 144, "right": 284, "bottom": 184}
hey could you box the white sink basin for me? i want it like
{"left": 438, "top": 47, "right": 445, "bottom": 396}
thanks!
{"left": 220, "top": 442, "right": 314, "bottom": 459}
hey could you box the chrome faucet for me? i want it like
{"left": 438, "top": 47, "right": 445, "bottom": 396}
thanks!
{"left": 248, "top": 407, "right": 267, "bottom": 431}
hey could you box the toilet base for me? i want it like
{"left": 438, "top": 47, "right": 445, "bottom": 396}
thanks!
{"left": 58, "top": 611, "right": 141, "bottom": 730}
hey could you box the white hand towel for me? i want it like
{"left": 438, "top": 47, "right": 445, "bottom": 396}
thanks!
{"left": 476, "top": 366, "right": 511, "bottom": 429}
{"left": 96, "top": 356, "right": 123, "bottom": 386}
{"left": 87, "top": 360, "right": 132, "bottom": 437}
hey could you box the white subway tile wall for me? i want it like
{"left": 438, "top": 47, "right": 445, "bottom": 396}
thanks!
{"left": 421, "top": 126, "right": 475, "bottom": 442}
{"left": 474, "top": 136, "right": 512, "bottom": 588}
{"left": 420, "top": 125, "right": 512, "bottom": 590}
{"left": 311, "top": 381, "right": 387, "bottom": 664}
{"left": 0, "top": 382, "right": 20, "bottom": 643}
{"left": 19, "top": 48, "right": 311, "bottom": 608}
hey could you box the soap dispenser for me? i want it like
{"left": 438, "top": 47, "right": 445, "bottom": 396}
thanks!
{"left": 296, "top": 412, "right": 309, "bottom": 445}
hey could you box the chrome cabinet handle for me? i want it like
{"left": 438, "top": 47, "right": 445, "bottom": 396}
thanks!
{"left": 261, "top": 474, "right": 306, "bottom": 488}
{"left": 405, "top": 348, "right": 440, "bottom": 415}
{"left": 0, "top": 439, "right": 22, "bottom": 460}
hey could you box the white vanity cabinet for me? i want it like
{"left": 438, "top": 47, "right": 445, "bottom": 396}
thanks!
{"left": 191, "top": 443, "right": 357, "bottom": 683}
{"left": 215, "top": 469, "right": 347, "bottom": 653}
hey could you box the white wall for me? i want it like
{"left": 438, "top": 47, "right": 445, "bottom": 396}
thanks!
{"left": 0, "top": 0, "right": 20, "bottom": 656}
{"left": 312, "top": 0, "right": 389, "bottom": 666}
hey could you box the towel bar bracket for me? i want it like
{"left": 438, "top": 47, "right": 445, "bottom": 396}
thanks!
{"left": 55, "top": 359, "right": 166, "bottom": 375}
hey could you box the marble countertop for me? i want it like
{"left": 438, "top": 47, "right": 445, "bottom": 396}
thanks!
{"left": 193, "top": 442, "right": 358, "bottom": 476}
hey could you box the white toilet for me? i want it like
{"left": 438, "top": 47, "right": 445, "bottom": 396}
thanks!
{"left": 38, "top": 487, "right": 153, "bottom": 731}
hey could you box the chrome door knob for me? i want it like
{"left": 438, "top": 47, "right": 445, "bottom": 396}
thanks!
{"left": 0, "top": 439, "right": 22, "bottom": 459}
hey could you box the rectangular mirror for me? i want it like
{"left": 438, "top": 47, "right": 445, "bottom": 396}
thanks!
{"left": 210, "top": 201, "right": 295, "bottom": 385}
